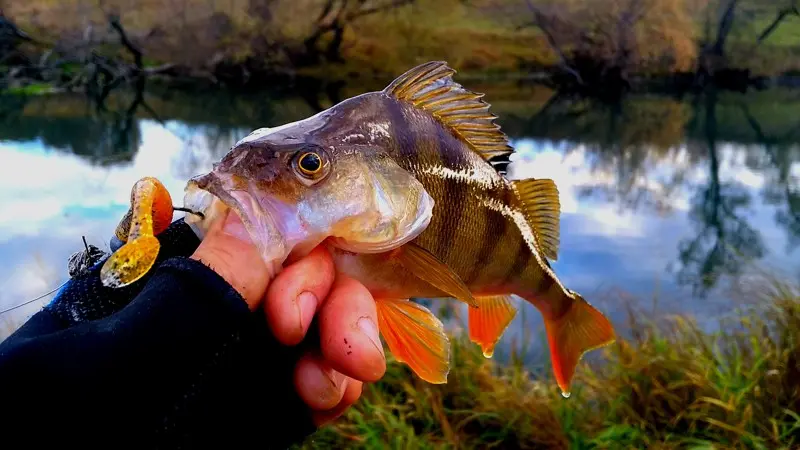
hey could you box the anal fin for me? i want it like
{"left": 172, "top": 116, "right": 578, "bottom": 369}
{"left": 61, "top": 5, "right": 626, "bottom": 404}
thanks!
{"left": 394, "top": 243, "right": 477, "bottom": 307}
{"left": 468, "top": 295, "right": 517, "bottom": 358}
{"left": 376, "top": 298, "right": 450, "bottom": 384}
{"left": 543, "top": 294, "right": 615, "bottom": 397}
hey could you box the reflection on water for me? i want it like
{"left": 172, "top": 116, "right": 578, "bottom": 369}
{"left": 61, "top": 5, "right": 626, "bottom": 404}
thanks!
{"left": 1, "top": 81, "right": 798, "bottom": 365}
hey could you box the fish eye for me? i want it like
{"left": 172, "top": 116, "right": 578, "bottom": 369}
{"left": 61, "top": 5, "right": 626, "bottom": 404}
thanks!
{"left": 292, "top": 149, "right": 329, "bottom": 184}
{"left": 298, "top": 152, "right": 322, "bottom": 175}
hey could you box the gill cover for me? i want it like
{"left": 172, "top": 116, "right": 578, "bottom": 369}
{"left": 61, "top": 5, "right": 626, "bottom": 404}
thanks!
{"left": 326, "top": 155, "right": 434, "bottom": 253}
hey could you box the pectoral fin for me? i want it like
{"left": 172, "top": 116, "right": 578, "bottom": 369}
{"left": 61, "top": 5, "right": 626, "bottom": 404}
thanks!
{"left": 394, "top": 243, "right": 477, "bottom": 307}
{"left": 468, "top": 295, "right": 517, "bottom": 358}
{"left": 376, "top": 298, "right": 450, "bottom": 384}
{"left": 101, "top": 177, "right": 169, "bottom": 288}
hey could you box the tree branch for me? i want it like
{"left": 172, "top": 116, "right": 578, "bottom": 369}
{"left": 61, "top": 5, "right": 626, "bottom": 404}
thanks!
{"left": 757, "top": 3, "right": 799, "bottom": 44}
{"left": 523, "top": 0, "right": 584, "bottom": 85}
{"left": 108, "top": 15, "right": 143, "bottom": 70}
{"left": 345, "top": 0, "right": 413, "bottom": 21}
{"left": 712, "top": 0, "right": 739, "bottom": 57}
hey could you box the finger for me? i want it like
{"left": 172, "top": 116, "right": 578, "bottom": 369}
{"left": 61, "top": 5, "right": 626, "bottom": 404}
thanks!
{"left": 294, "top": 351, "right": 349, "bottom": 411}
{"left": 190, "top": 210, "right": 268, "bottom": 310}
{"left": 312, "top": 379, "right": 363, "bottom": 427}
{"left": 319, "top": 276, "right": 386, "bottom": 382}
{"left": 265, "top": 246, "right": 335, "bottom": 346}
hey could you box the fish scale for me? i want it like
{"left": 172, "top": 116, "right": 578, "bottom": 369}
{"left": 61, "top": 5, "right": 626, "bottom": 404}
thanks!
{"left": 373, "top": 97, "right": 534, "bottom": 298}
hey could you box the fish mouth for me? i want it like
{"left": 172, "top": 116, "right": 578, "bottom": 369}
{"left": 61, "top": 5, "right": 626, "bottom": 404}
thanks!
{"left": 183, "top": 174, "right": 291, "bottom": 280}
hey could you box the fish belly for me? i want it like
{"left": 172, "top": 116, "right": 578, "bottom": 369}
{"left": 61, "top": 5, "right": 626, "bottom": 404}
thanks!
{"left": 326, "top": 246, "right": 450, "bottom": 299}
{"left": 325, "top": 213, "right": 529, "bottom": 302}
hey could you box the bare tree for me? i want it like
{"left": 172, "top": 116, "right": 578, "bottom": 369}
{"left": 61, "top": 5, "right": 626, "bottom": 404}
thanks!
{"left": 300, "top": 0, "right": 414, "bottom": 65}
{"left": 1, "top": 11, "right": 172, "bottom": 97}
{"left": 519, "top": 0, "right": 584, "bottom": 85}
{"left": 494, "top": 0, "right": 690, "bottom": 93}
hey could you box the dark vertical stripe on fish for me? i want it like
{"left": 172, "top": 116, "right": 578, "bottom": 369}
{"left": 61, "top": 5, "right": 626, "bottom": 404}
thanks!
{"left": 433, "top": 124, "right": 467, "bottom": 261}
{"left": 384, "top": 98, "right": 418, "bottom": 169}
{"left": 464, "top": 208, "right": 507, "bottom": 284}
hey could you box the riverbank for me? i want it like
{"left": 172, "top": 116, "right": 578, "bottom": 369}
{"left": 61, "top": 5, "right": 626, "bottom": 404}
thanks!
{"left": 298, "top": 279, "right": 800, "bottom": 449}
{"left": 2, "top": 0, "right": 800, "bottom": 95}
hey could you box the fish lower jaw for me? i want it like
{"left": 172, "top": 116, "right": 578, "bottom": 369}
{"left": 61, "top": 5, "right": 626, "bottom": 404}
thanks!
{"left": 183, "top": 185, "right": 229, "bottom": 240}
{"left": 184, "top": 182, "right": 296, "bottom": 281}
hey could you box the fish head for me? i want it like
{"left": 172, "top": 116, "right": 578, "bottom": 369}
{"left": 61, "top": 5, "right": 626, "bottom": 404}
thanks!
{"left": 183, "top": 105, "right": 433, "bottom": 278}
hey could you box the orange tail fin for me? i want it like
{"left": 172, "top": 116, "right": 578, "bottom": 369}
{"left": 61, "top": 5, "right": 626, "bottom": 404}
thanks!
{"left": 542, "top": 293, "right": 615, "bottom": 397}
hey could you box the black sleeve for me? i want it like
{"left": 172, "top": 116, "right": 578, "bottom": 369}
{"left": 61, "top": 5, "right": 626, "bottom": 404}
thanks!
{"left": 0, "top": 222, "right": 316, "bottom": 449}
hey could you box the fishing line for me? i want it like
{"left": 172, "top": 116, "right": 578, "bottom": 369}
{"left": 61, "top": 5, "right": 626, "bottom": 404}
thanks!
{"left": 1, "top": 199, "right": 203, "bottom": 319}
{"left": 0, "top": 235, "right": 102, "bottom": 318}
{"left": 0, "top": 280, "right": 67, "bottom": 316}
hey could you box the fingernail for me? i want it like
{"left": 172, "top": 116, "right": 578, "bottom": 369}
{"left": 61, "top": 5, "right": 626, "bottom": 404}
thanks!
{"left": 220, "top": 210, "right": 252, "bottom": 242}
{"left": 297, "top": 291, "right": 318, "bottom": 334}
{"left": 323, "top": 367, "right": 347, "bottom": 391}
{"left": 315, "top": 365, "right": 347, "bottom": 408}
{"left": 357, "top": 316, "right": 384, "bottom": 357}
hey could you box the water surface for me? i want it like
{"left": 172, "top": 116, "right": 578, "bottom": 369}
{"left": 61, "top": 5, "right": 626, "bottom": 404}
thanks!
{"left": 1, "top": 83, "right": 798, "bottom": 366}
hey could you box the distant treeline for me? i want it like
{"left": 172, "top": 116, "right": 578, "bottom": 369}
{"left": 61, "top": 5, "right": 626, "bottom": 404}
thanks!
{"left": 1, "top": 0, "right": 800, "bottom": 93}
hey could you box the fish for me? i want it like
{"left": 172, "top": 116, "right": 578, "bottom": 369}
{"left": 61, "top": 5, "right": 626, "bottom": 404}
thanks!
{"left": 103, "top": 61, "right": 616, "bottom": 396}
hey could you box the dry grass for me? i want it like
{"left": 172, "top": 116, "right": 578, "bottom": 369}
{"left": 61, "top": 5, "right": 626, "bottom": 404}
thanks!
{"left": 299, "top": 279, "right": 800, "bottom": 449}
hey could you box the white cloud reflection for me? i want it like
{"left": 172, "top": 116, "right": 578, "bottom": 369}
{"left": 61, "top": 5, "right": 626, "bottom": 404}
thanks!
{"left": 0, "top": 121, "right": 222, "bottom": 333}
{"left": 0, "top": 126, "right": 797, "bottom": 341}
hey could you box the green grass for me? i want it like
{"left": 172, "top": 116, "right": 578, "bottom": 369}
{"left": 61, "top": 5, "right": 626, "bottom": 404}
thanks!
{"left": 298, "top": 279, "right": 800, "bottom": 449}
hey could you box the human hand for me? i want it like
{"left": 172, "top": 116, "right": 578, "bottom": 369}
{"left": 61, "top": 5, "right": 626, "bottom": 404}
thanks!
{"left": 190, "top": 210, "right": 387, "bottom": 425}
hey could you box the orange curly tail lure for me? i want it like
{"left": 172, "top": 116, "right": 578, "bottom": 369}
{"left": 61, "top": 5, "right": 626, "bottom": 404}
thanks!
{"left": 101, "top": 177, "right": 177, "bottom": 288}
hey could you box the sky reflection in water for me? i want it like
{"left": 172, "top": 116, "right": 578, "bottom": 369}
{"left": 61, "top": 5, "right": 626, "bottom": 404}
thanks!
{"left": 0, "top": 90, "right": 798, "bottom": 368}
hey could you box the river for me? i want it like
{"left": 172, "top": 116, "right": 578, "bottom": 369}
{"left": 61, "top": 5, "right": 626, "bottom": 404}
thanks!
{"left": 0, "top": 80, "right": 798, "bottom": 366}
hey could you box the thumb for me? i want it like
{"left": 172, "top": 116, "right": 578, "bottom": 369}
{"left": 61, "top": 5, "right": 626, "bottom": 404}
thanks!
{"left": 190, "top": 210, "right": 270, "bottom": 310}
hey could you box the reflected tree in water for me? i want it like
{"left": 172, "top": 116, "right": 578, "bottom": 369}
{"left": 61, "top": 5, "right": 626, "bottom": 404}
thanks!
{"left": 676, "top": 90, "right": 765, "bottom": 295}
{"left": 168, "top": 77, "right": 347, "bottom": 179}
{"left": 738, "top": 103, "right": 800, "bottom": 253}
{"left": 522, "top": 89, "right": 794, "bottom": 295}
{"left": 525, "top": 94, "right": 695, "bottom": 214}
{"left": 575, "top": 97, "right": 695, "bottom": 215}
{"left": 0, "top": 80, "right": 152, "bottom": 164}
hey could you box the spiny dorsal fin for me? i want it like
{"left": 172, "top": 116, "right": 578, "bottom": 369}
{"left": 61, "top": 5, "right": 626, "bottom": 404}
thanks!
{"left": 383, "top": 61, "right": 514, "bottom": 165}
{"left": 511, "top": 178, "right": 561, "bottom": 261}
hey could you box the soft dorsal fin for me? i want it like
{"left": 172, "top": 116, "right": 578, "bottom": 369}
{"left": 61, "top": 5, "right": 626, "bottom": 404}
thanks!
{"left": 511, "top": 178, "right": 561, "bottom": 261}
{"left": 383, "top": 61, "right": 514, "bottom": 166}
